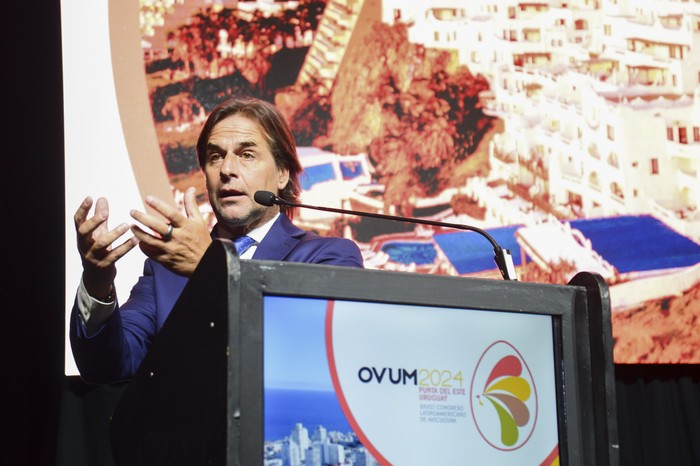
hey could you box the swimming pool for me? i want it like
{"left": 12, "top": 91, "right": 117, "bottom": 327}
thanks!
{"left": 380, "top": 242, "right": 437, "bottom": 265}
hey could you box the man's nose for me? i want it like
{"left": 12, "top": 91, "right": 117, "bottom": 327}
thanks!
{"left": 220, "top": 153, "right": 240, "bottom": 178}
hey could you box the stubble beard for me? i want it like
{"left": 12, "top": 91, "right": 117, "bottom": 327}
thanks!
{"left": 214, "top": 201, "right": 276, "bottom": 236}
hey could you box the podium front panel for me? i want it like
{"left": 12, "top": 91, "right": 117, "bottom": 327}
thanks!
{"left": 263, "top": 296, "right": 559, "bottom": 465}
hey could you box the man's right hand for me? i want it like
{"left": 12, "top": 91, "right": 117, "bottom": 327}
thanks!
{"left": 74, "top": 196, "right": 139, "bottom": 299}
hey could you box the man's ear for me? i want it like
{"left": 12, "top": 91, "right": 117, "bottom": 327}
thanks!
{"left": 277, "top": 167, "right": 290, "bottom": 191}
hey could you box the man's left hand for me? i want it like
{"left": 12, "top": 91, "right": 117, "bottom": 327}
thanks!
{"left": 130, "top": 187, "right": 212, "bottom": 276}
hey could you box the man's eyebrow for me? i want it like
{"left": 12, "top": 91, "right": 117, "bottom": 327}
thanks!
{"left": 235, "top": 140, "right": 258, "bottom": 150}
{"left": 206, "top": 140, "right": 258, "bottom": 152}
{"left": 205, "top": 142, "right": 225, "bottom": 152}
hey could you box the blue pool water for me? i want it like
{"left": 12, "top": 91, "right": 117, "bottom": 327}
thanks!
{"left": 300, "top": 163, "right": 336, "bottom": 190}
{"left": 381, "top": 242, "right": 437, "bottom": 265}
{"left": 571, "top": 215, "right": 700, "bottom": 273}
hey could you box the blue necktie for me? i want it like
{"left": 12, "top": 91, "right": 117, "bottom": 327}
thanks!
{"left": 233, "top": 235, "right": 256, "bottom": 257}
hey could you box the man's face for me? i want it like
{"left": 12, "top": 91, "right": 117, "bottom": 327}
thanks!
{"left": 203, "top": 114, "right": 289, "bottom": 234}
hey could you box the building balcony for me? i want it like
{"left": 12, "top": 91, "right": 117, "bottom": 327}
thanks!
{"left": 589, "top": 181, "right": 602, "bottom": 193}
{"left": 587, "top": 142, "right": 601, "bottom": 159}
{"left": 677, "top": 168, "right": 699, "bottom": 192}
{"left": 668, "top": 142, "right": 700, "bottom": 161}
{"left": 560, "top": 161, "right": 583, "bottom": 179}
{"left": 651, "top": 199, "right": 700, "bottom": 240}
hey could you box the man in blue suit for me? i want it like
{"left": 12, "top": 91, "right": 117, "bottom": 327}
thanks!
{"left": 71, "top": 97, "right": 364, "bottom": 384}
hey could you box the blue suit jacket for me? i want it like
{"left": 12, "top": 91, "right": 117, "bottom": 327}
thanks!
{"left": 70, "top": 214, "right": 363, "bottom": 383}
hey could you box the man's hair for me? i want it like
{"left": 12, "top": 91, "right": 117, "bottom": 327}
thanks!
{"left": 196, "top": 96, "right": 302, "bottom": 216}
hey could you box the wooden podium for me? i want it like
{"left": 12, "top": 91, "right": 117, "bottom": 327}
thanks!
{"left": 110, "top": 240, "right": 618, "bottom": 466}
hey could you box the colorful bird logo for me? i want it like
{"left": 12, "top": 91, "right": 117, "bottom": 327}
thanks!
{"left": 470, "top": 341, "right": 539, "bottom": 451}
{"left": 477, "top": 355, "right": 531, "bottom": 447}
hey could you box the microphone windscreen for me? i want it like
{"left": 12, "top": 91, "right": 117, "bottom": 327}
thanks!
{"left": 254, "top": 190, "right": 277, "bottom": 206}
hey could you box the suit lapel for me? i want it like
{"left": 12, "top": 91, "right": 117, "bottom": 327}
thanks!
{"left": 252, "top": 214, "right": 304, "bottom": 260}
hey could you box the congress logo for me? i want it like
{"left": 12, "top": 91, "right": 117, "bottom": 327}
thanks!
{"left": 470, "top": 341, "right": 538, "bottom": 451}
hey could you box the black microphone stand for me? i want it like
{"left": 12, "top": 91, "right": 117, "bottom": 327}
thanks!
{"left": 254, "top": 191, "right": 518, "bottom": 281}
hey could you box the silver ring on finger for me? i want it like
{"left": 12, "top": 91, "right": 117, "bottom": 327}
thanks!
{"left": 162, "top": 223, "right": 174, "bottom": 241}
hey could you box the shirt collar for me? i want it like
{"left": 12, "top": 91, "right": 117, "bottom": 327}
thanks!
{"left": 245, "top": 212, "right": 279, "bottom": 244}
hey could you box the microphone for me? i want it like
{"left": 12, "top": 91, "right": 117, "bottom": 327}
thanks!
{"left": 254, "top": 190, "right": 518, "bottom": 281}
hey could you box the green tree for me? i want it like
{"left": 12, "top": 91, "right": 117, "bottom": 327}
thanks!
{"left": 276, "top": 80, "right": 332, "bottom": 146}
{"left": 432, "top": 67, "right": 492, "bottom": 158}
{"left": 329, "top": 21, "right": 419, "bottom": 154}
{"left": 328, "top": 22, "right": 493, "bottom": 211}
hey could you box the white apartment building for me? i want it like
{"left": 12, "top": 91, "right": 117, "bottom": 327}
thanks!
{"left": 381, "top": 1, "right": 601, "bottom": 80}
{"left": 290, "top": 423, "right": 310, "bottom": 459}
{"left": 382, "top": 0, "right": 700, "bottom": 240}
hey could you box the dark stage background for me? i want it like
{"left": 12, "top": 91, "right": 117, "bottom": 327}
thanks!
{"left": 4, "top": 1, "right": 699, "bottom": 465}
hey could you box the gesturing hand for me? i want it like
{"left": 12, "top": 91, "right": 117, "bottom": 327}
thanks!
{"left": 130, "top": 187, "right": 212, "bottom": 277}
{"left": 74, "top": 196, "right": 139, "bottom": 298}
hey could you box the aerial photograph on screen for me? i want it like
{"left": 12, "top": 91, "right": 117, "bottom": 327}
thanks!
{"left": 128, "top": 0, "right": 700, "bottom": 364}
{"left": 263, "top": 296, "right": 370, "bottom": 466}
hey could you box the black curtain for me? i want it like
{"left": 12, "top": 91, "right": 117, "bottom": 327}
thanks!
{"left": 4, "top": 1, "right": 699, "bottom": 465}
{"left": 616, "top": 365, "right": 700, "bottom": 465}
{"left": 5, "top": 0, "right": 65, "bottom": 465}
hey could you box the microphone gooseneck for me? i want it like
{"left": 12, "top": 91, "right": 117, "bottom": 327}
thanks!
{"left": 253, "top": 190, "right": 517, "bottom": 280}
